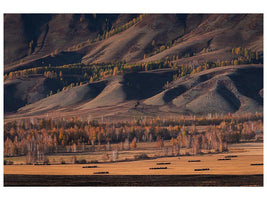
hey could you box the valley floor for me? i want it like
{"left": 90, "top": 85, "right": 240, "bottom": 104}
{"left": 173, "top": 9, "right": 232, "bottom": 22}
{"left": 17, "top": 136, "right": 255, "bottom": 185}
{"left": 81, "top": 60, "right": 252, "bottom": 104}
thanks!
{"left": 4, "top": 142, "right": 263, "bottom": 175}
{"left": 4, "top": 142, "right": 263, "bottom": 186}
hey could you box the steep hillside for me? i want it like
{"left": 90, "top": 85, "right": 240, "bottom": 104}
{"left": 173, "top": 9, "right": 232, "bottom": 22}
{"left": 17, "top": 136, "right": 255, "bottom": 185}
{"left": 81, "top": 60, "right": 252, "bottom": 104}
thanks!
{"left": 15, "top": 69, "right": 179, "bottom": 115}
{"left": 4, "top": 14, "right": 136, "bottom": 69}
{"left": 18, "top": 80, "right": 107, "bottom": 114}
{"left": 5, "top": 76, "right": 49, "bottom": 112}
{"left": 6, "top": 65, "right": 262, "bottom": 120}
{"left": 4, "top": 14, "right": 263, "bottom": 73}
{"left": 144, "top": 65, "right": 263, "bottom": 115}
{"left": 141, "top": 14, "right": 263, "bottom": 64}
{"left": 4, "top": 14, "right": 263, "bottom": 120}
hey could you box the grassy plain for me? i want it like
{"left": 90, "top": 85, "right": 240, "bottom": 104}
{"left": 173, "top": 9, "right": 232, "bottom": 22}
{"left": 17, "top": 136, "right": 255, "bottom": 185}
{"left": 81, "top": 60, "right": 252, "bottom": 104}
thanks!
{"left": 4, "top": 142, "right": 263, "bottom": 176}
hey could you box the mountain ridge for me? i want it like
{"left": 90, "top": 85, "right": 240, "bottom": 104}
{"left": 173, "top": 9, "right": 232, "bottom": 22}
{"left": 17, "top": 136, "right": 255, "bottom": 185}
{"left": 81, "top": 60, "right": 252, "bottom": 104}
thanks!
{"left": 4, "top": 14, "right": 263, "bottom": 120}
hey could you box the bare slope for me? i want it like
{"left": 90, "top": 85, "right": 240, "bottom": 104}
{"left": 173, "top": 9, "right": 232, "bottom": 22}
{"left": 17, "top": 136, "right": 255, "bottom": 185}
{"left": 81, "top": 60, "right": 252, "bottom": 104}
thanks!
{"left": 18, "top": 81, "right": 106, "bottom": 114}
{"left": 81, "top": 14, "right": 187, "bottom": 64}
{"left": 4, "top": 75, "right": 74, "bottom": 113}
{"left": 141, "top": 14, "right": 263, "bottom": 64}
{"left": 13, "top": 69, "right": 178, "bottom": 117}
{"left": 4, "top": 14, "right": 125, "bottom": 66}
{"left": 5, "top": 14, "right": 263, "bottom": 73}
{"left": 144, "top": 65, "right": 263, "bottom": 115}
{"left": 4, "top": 76, "right": 48, "bottom": 112}
{"left": 7, "top": 65, "right": 263, "bottom": 120}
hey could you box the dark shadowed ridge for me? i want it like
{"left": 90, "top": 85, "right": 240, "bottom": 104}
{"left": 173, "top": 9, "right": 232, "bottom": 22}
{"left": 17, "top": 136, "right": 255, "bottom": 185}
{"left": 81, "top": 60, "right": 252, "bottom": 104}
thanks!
{"left": 122, "top": 70, "right": 179, "bottom": 100}
{"left": 228, "top": 67, "right": 263, "bottom": 105}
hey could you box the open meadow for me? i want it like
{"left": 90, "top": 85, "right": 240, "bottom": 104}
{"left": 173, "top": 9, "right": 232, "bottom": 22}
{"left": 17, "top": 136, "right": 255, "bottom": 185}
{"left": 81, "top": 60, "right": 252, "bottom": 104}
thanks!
{"left": 4, "top": 142, "right": 263, "bottom": 186}
{"left": 4, "top": 142, "right": 263, "bottom": 176}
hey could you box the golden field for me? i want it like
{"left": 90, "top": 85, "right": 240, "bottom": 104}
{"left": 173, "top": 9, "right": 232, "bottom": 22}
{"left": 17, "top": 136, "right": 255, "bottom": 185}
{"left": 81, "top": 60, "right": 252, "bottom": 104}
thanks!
{"left": 4, "top": 142, "right": 263, "bottom": 175}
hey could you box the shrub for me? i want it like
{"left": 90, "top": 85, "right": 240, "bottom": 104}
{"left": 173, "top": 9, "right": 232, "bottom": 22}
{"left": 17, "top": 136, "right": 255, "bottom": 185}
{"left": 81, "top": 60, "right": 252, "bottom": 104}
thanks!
{"left": 4, "top": 160, "right": 14, "bottom": 165}
{"left": 74, "top": 159, "right": 87, "bottom": 164}
{"left": 130, "top": 138, "right": 137, "bottom": 149}
{"left": 90, "top": 160, "right": 99, "bottom": 164}
{"left": 43, "top": 157, "right": 50, "bottom": 165}
{"left": 134, "top": 153, "right": 149, "bottom": 160}
{"left": 80, "top": 159, "right": 87, "bottom": 164}
{"left": 71, "top": 156, "right": 77, "bottom": 164}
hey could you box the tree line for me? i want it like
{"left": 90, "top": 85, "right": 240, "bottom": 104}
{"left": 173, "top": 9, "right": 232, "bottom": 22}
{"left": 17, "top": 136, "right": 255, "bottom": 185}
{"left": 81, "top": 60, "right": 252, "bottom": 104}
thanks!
{"left": 4, "top": 113, "right": 262, "bottom": 164}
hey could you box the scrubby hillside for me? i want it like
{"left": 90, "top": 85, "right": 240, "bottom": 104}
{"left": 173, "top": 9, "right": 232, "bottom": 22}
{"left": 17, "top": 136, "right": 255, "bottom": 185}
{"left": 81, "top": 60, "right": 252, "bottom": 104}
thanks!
{"left": 15, "top": 69, "right": 179, "bottom": 115}
{"left": 4, "top": 14, "right": 136, "bottom": 70}
{"left": 5, "top": 76, "right": 50, "bottom": 112}
{"left": 18, "top": 80, "right": 107, "bottom": 114}
{"left": 6, "top": 65, "right": 262, "bottom": 120}
{"left": 145, "top": 65, "right": 263, "bottom": 115}
{"left": 4, "top": 14, "right": 263, "bottom": 73}
{"left": 4, "top": 14, "right": 263, "bottom": 120}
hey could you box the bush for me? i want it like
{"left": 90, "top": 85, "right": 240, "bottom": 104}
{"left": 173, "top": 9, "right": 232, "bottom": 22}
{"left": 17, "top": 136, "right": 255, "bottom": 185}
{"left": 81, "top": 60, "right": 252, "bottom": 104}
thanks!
{"left": 80, "top": 159, "right": 87, "bottom": 164}
{"left": 4, "top": 160, "right": 14, "bottom": 165}
{"left": 89, "top": 160, "right": 99, "bottom": 164}
{"left": 43, "top": 157, "right": 50, "bottom": 165}
{"left": 75, "top": 159, "right": 91, "bottom": 164}
{"left": 134, "top": 153, "right": 149, "bottom": 160}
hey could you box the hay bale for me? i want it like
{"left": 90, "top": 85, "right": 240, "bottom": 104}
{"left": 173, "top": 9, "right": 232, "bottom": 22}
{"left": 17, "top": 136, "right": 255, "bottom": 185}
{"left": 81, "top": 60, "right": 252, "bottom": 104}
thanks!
{"left": 194, "top": 168, "right": 210, "bottom": 171}
{"left": 93, "top": 171, "right": 109, "bottom": 174}
{"left": 225, "top": 155, "right": 238, "bottom": 158}
{"left": 156, "top": 162, "right": 171, "bottom": 165}
{"left": 218, "top": 158, "right": 231, "bottom": 161}
{"left": 188, "top": 160, "right": 201, "bottom": 162}
{"left": 250, "top": 163, "right": 263, "bottom": 166}
{"left": 149, "top": 167, "right": 168, "bottom": 170}
{"left": 82, "top": 165, "right": 98, "bottom": 168}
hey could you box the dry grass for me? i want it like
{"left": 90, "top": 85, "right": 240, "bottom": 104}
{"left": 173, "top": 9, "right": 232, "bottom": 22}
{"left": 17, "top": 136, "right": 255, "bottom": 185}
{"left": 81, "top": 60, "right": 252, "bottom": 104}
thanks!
{"left": 4, "top": 142, "right": 263, "bottom": 175}
{"left": 5, "top": 141, "right": 169, "bottom": 165}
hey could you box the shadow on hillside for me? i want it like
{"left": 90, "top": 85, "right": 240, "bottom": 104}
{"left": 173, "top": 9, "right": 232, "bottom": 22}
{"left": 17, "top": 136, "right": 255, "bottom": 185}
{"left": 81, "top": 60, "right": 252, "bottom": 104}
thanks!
{"left": 228, "top": 67, "right": 263, "bottom": 105}
{"left": 122, "top": 70, "right": 179, "bottom": 100}
{"left": 163, "top": 85, "right": 187, "bottom": 103}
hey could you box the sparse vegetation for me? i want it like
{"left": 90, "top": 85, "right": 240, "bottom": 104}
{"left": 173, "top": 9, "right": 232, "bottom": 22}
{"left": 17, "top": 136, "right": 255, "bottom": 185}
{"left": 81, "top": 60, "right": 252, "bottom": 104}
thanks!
{"left": 95, "top": 14, "right": 146, "bottom": 42}
{"left": 134, "top": 153, "right": 149, "bottom": 160}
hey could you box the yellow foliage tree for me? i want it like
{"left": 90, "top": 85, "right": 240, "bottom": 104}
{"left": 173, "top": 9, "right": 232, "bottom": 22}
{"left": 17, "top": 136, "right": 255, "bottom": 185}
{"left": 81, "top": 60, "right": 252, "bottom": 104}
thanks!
{"left": 130, "top": 138, "right": 137, "bottom": 149}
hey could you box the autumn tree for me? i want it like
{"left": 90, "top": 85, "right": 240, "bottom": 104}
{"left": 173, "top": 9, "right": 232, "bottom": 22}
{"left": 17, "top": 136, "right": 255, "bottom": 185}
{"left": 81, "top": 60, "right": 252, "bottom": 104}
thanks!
{"left": 130, "top": 138, "right": 137, "bottom": 149}
{"left": 156, "top": 138, "right": 164, "bottom": 149}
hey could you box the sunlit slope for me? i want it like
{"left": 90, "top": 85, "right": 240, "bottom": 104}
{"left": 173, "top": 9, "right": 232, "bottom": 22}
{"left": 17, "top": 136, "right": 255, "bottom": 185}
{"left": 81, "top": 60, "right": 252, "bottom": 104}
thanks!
{"left": 144, "top": 65, "right": 263, "bottom": 115}
{"left": 5, "top": 14, "right": 263, "bottom": 73}
{"left": 18, "top": 80, "right": 107, "bottom": 114}
{"left": 15, "top": 65, "right": 262, "bottom": 117}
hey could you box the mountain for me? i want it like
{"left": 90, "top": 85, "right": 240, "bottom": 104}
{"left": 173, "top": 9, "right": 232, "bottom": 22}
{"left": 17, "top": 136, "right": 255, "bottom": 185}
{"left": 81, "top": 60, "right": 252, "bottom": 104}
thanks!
{"left": 5, "top": 65, "right": 262, "bottom": 121}
{"left": 4, "top": 14, "right": 263, "bottom": 120}
{"left": 4, "top": 14, "right": 262, "bottom": 72}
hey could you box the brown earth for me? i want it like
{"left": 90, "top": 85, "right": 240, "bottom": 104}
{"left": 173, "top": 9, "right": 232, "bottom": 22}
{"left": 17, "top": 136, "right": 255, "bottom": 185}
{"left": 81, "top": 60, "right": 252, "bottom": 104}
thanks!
{"left": 4, "top": 14, "right": 263, "bottom": 73}
{"left": 4, "top": 14, "right": 263, "bottom": 120}
{"left": 5, "top": 65, "right": 262, "bottom": 121}
{"left": 4, "top": 14, "right": 137, "bottom": 68}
